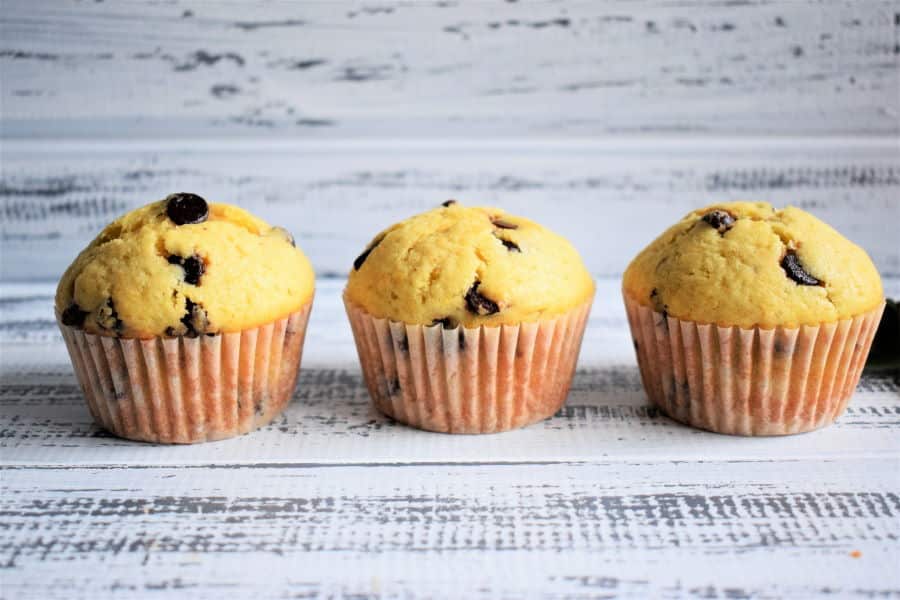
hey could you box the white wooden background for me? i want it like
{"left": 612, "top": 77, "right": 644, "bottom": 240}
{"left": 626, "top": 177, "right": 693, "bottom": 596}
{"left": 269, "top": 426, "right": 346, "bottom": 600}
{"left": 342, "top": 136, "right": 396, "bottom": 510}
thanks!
{"left": 3, "top": 280, "right": 900, "bottom": 599}
{"left": 2, "top": 1, "right": 900, "bottom": 598}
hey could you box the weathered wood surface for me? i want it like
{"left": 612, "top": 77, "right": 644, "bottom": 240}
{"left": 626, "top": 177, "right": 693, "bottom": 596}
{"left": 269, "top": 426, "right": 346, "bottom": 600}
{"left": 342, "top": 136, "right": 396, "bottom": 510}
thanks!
{"left": 1, "top": 1, "right": 898, "bottom": 138}
{"left": 3, "top": 460, "right": 899, "bottom": 599}
{"left": 1, "top": 280, "right": 899, "bottom": 597}
{"left": 3, "top": 138, "right": 899, "bottom": 281}
{"left": 2, "top": 279, "right": 898, "bottom": 466}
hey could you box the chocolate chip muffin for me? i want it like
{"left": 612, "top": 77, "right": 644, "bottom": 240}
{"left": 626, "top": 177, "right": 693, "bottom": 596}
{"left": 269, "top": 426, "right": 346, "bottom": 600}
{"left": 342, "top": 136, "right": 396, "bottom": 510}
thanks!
{"left": 623, "top": 201, "right": 884, "bottom": 436}
{"left": 56, "top": 194, "right": 315, "bottom": 443}
{"left": 344, "top": 200, "right": 594, "bottom": 434}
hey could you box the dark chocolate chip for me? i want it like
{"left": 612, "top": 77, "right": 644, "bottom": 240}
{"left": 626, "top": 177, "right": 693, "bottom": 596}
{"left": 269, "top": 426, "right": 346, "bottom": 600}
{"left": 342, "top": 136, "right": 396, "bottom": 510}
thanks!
{"left": 432, "top": 317, "right": 458, "bottom": 330}
{"left": 492, "top": 217, "right": 518, "bottom": 230}
{"left": 781, "top": 251, "right": 821, "bottom": 286}
{"left": 97, "top": 298, "right": 124, "bottom": 332}
{"left": 397, "top": 333, "right": 409, "bottom": 352}
{"left": 61, "top": 303, "right": 89, "bottom": 327}
{"left": 271, "top": 226, "right": 295, "bottom": 247}
{"left": 650, "top": 288, "right": 668, "bottom": 317}
{"left": 165, "top": 193, "right": 209, "bottom": 226}
{"left": 168, "top": 254, "right": 206, "bottom": 285}
{"left": 388, "top": 377, "right": 401, "bottom": 396}
{"left": 180, "top": 298, "right": 209, "bottom": 337}
{"left": 701, "top": 209, "right": 736, "bottom": 234}
{"left": 441, "top": 200, "right": 458, "bottom": 207}
{"left": 495, "top": 234, "right": 521, "bottom": 252}
{"left": 181, "top": 256, "right": 205, "bottom": 285}
{"left": 458, "top": 329, "right": 466, "bottom": 351}
{"left": 353, "top": 236, "right": 383, "bottom": 271}
{"left": 774, "top": 337, "right": 795, "bottom": 356}
{"left": 465, "top": 281, "right": 500, "bottom": 316}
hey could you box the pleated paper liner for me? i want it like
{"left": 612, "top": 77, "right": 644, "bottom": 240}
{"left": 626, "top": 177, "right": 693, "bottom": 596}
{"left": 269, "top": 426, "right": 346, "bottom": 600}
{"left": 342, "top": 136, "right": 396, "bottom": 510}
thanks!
{"left": 58, "top": 300, "right": 313, "bottom": 444}
{"left": 345, "top": 297, "right": 593, "bottom": 434}
{"left": 624, "top": 292, "right": 884, "bottom": 436}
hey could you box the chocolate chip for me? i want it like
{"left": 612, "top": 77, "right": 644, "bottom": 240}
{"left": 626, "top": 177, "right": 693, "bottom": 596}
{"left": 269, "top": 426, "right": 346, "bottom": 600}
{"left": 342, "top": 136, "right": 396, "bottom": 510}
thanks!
{"left": 165, "top": 193, "right": 208, "bottom": 226}
{"left": 176, "top": 298, "right": 210, "bottom": 337}
{"left": 168, "top": 254, "right": 205, "bottom": 285}
{"left": 271, "top": 226, "right": 295, "bottom": 247}
{"left": 181, "top": 256, "right": 205, "bottom": 285}
{"left": 465, "top": 281, "right": 500, "bottom": 316}
{"left": 432, "top": 317, "right": 458, "bottom": 330}
{"left": 441, "top": 200, "right": 458, "bottom": 207}
{"left": 781, "top": 251, "right": 821, "bottom": 286}
{"left": 495, "top": 234, "right": 521, "bottom": 252}
{"left": 650, "top": 288, "right": 668, "bottom": 317}
{"left": 353, "top": 235, "right": 383, "bottom": 271}
{"left": 492, "top": 217, "right": 518, "bottom": 230}
{"left": 458, "top": 329, "right": 466, "bottom": 351}
{"left": 702, "top": 210, "right": 736, "bottom": 234}
{"left": 774, "top": 338, "right": 795, "bottom": 356}
{"left": 61, "top": 303, "right": 89, "bottom": 327}
{"left": 388, "top": 377, "right": 401, "bottom": 396}
{"left": 97, "top": 298, "right": 123, "bottom": 332}
{"left": 397, "top": 333, "right": 409, "bottom": 352}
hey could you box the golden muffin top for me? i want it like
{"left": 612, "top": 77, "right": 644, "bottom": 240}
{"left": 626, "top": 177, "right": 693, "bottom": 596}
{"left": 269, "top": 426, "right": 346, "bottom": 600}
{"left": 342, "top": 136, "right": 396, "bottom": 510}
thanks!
{"left": 344, "top": 201, "right": 594, "bottom": 327}
{"left": 55, "top": 194, "right": 315, "bottom": 338}
{"left": 622, "top": 201, "right": 883, "bottom": 328}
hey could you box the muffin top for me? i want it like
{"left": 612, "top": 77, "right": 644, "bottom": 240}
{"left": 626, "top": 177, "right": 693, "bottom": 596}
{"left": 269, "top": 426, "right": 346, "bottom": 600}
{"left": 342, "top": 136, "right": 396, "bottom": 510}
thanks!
{"left": 344, "top": 201, "right": 594, "bottom": 327}
{"left": 55, "top": 194, "right": 315, "bottom": 338}
{"left": 622, "top": 201, "right": 883, "bottom": 329}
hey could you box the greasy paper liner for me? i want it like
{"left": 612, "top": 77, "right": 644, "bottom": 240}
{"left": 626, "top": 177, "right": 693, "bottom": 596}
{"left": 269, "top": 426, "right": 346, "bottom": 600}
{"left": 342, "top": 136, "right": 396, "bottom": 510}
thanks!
{"left": 344, "top": 298, "right": 593, "bottom": 434}
{"left": 58, "top": 300, "right": 313, "bottom": 444}
{"left": 624, "top": 293, "right": 884, "bottom": 436}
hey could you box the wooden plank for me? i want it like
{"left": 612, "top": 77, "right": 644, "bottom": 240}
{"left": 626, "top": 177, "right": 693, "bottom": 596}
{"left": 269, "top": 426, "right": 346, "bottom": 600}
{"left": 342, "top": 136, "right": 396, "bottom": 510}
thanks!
{"left": 2, "top": 460, "right": 899, "bottom": 598}
{"left": 2, "top": 365, "right": 897, "bottom": 467}
{"left": 3, "top": 138, "right": 898, "bottom": 281}
{"left": 2, "top": 279, "right": 898, "bottom": 468}
{"left": 1, "top": 1, "right": 897, "bottom": 138}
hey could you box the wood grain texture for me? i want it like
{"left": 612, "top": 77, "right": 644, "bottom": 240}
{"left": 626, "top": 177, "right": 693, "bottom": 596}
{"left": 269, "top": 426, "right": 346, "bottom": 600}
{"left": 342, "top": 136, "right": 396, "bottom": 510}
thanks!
{"left": 1, "top": 0, "right": 897, "bottom": 138}
{"left": 3, "top": 365, "right": 899, "bottom": 468}
{"left": 2, "top": 279, "right": 898, "bottom": 468}
{"left": 2, "top": 281, "right": 899, "bottom": 598}
{"left": 3, "top": 139, "right": 899, "bottom": 281}
{"left": 3, "top": 461, "right": 899, "bottom": 598}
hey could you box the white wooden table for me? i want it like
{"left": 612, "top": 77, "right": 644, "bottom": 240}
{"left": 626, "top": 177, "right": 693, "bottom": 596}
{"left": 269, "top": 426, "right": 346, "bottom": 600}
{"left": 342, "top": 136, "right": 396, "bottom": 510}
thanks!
{"left": 2, "top": 278, "right": 899, "bottom": 598}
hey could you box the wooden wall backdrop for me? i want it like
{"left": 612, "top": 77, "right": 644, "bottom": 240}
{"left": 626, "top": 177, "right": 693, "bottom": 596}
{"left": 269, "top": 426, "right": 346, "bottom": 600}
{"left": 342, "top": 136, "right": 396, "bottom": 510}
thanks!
{"left": 1, "top": 1, "right": 899, "bottom": 598}
{"left": 2, "top": 0, "right": 899, "bottom": 138}
{"left": 2, "top": 0, "right": 899, "bottom": 281}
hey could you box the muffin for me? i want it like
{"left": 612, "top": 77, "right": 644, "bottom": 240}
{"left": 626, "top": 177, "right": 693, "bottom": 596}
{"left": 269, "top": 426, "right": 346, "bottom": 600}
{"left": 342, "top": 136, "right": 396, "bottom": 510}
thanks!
{"left": 344, "top": 200, "right": 594, "bottom": 434}
{"left": 622, "top": 201, "right": 884, "bottom": 436}
{"left": 56, "top": 193, "right": 315, "bottom": 443}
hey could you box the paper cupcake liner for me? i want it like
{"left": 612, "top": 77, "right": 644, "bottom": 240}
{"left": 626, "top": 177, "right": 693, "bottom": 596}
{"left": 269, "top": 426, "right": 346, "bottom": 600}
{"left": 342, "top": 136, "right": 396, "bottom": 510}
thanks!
{"left": 344, "top": 298, "right": 593, "bottom": 434}
{"left": 58, "top": 300, "right": 313, "bottom": 444}
{"left": 624, "top": 293, "right": 884, "bottom": 436}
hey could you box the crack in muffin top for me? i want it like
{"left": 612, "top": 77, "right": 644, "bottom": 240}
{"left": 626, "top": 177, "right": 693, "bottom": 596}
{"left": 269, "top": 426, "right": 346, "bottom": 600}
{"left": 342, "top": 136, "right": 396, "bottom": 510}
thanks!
{"left": 345, "top": 202, "right": 594, "bottom": 327}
